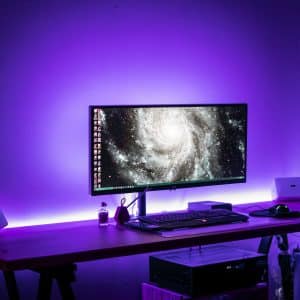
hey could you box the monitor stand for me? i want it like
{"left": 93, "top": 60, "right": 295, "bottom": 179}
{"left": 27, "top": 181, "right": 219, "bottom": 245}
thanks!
{"left": 137, "top": 191, "right": 146, "bottom": 216}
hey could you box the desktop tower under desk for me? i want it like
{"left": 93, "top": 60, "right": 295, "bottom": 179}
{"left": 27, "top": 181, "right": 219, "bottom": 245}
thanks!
{"left": 145, "top": 244, "right": 268, "bottom": 299}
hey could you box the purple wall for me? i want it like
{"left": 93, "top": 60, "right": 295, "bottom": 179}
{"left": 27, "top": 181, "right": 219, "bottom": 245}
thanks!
{"left": 2, "top": 0, "right": 299, "bottom": 227}
{"left": 1, "top": 1, "right": 300, "bottom": 298}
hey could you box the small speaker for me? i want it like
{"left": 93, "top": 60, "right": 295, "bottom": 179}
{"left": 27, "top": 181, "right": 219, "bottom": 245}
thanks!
{"left": 273, "top": 177, "right": 300, "bottom": 201}
{"left": 0, "top": 210, "right": 8, "bottom": 228}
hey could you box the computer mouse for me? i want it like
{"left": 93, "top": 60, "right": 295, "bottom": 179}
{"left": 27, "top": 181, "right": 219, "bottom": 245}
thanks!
{"left": 269, "top": 204, "right": 290, "bottom": 217}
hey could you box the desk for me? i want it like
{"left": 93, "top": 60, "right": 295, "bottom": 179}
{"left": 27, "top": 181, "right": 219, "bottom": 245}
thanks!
{"left": 1, "top": 201, "right": 300, "bottom": 299}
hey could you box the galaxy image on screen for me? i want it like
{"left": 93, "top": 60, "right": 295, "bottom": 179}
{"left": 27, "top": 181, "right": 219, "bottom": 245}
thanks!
{"left": 92, "top": 105, "right": 246, "bottom": 192}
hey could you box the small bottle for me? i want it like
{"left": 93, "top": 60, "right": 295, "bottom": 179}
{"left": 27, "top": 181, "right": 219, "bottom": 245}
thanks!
{"left": 98, "top": 202, "right": 109, "bottom": 226}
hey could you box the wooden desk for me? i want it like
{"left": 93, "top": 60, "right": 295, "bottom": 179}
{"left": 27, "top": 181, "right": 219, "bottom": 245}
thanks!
{"left": 1, "top": 201, "right": 300, "bottom": 299}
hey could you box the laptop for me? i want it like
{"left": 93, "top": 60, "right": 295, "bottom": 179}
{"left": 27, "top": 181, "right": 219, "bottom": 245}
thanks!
{"left": 0, "top": 210, "right": 8, "bottom": 228}
{"left": 273, "top": 177, "right": 300, "bottom": 201}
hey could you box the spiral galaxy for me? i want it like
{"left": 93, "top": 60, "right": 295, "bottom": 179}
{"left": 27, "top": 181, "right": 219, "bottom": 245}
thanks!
{"left": 99, "top": 106, "right": 246, "bottom": 189}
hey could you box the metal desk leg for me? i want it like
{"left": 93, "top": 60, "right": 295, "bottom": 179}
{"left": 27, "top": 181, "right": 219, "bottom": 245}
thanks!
{"left": 35, "top": 264, "right": 77, "bottom": 300}
{"left": 37, "top": 271, "right": 53, "bottom": 300}
{"left": 56, "top": 277, "right": 76, "bottom": 300}
{"left": 258, "top": 234, "right": 293, "bottom": 300}
{"left": 55, "top": 264, "right": 76, "bottom": 300}
{"left": 276, "top": 234, "right": 293, "bottom": 300}
{"left": 258, "top": 235, "right": 273, "bottom": 254}
{"left": 3, "top": 271, "right": 20, "bottom": 300}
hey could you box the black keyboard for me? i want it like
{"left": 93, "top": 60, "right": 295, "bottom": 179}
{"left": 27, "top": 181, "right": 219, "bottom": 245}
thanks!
{"left": 135, "top": 209, "right": 248, "bottom": 230}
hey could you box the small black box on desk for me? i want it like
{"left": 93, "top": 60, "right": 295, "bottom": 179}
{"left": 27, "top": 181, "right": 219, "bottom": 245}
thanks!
{"left": 188, "top": 201, "right": 232, "bottom": 211}
{"left": 149, "top": 245, "right": 267, "bottom": 298}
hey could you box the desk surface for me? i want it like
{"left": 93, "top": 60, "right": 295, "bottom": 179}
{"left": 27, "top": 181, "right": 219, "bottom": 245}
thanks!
{"left": 1, "top": 201, "right": 300, "bottom": 270}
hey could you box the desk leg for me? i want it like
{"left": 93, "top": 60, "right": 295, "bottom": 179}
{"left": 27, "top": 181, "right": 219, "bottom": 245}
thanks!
{"left": 37, "top": 271, "right": 53, "bottom": 300}
{"left": 3, "top": 271, "right": 19, "bottom": 300}
{"left": 56, "top": 277, "right": 76, "bottom": 300}
{"left": 258, "top": 235, "right": 273, "bottom": 254}
{"left": 56, "top": 264, "right": 76, "bottom": 300}
{"left": 259, "top": 234, "right": 293, "bottom": 300}
{"left": 276, "top": 234, "right": 293, "bottom": 300}
{"left": 35, "top": 264, "right": 77, "bottom": 300}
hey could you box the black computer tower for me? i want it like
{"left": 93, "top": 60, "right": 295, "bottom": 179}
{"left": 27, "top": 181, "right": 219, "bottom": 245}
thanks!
{"left": 149, "top": 245, "right": 267, "bottom": 297}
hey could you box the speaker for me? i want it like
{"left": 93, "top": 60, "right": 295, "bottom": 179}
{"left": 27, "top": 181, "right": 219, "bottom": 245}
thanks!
{"left": 273, "top": 177, "right": 300, "bottom": 201}
{"left": 0, "top": 210, "right": 8, "bottom": 228}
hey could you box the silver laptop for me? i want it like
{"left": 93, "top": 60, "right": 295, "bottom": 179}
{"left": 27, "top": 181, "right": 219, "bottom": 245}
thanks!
{"left": 273, "top": 177, "right": 300, "bottom": 201}
{"left": 0, "top": 210, "right": 8, "bottom": 228}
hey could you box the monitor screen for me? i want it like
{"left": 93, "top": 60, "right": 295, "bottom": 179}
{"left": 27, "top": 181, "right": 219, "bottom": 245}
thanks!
{"left": 90, "top": 104, "right": 247, "bottom": 196}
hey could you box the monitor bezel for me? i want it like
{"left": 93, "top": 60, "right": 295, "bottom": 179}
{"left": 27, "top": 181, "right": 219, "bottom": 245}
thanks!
{"left": 89, "top": 103, "right": 247, "bottom": 196}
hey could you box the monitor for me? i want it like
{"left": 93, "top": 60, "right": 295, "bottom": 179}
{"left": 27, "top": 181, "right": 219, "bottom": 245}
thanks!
{"left": 89, "top": 104, "right": 247, "bottom": 215}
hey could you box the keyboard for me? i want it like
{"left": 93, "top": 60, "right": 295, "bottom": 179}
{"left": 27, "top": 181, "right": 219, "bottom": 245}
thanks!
{"left": 130, "top": 209, "right": 248, "bottom": 231}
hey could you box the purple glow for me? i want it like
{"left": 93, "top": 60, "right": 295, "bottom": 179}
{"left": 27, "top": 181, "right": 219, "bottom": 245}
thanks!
{"left": 1, "top": 1, "right": 299, "bottom": 227}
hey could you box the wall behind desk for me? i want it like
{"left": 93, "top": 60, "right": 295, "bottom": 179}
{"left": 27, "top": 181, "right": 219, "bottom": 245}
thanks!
{"left": 1, "top": 1, "right": 300, "bottom": 224}
{"left": 3, "top": 3, "right": 300, "bottom": 299}
{"left": 0, "top": 6, "right": 300, "bottom": 299}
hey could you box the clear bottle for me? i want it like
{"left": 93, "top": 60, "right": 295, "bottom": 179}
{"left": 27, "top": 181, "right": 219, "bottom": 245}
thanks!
{"left": 98, "top": 202, "right": 109, "bottom": 226}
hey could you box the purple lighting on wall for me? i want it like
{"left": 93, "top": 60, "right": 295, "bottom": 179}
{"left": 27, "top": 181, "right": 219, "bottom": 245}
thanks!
{"left": 1, "top": 0, "right": 299, "bottom": 227}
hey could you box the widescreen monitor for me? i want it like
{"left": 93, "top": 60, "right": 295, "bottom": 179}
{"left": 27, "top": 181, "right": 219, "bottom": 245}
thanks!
{"left": 90, "top": 104, "right": 247, "bottom": 209}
